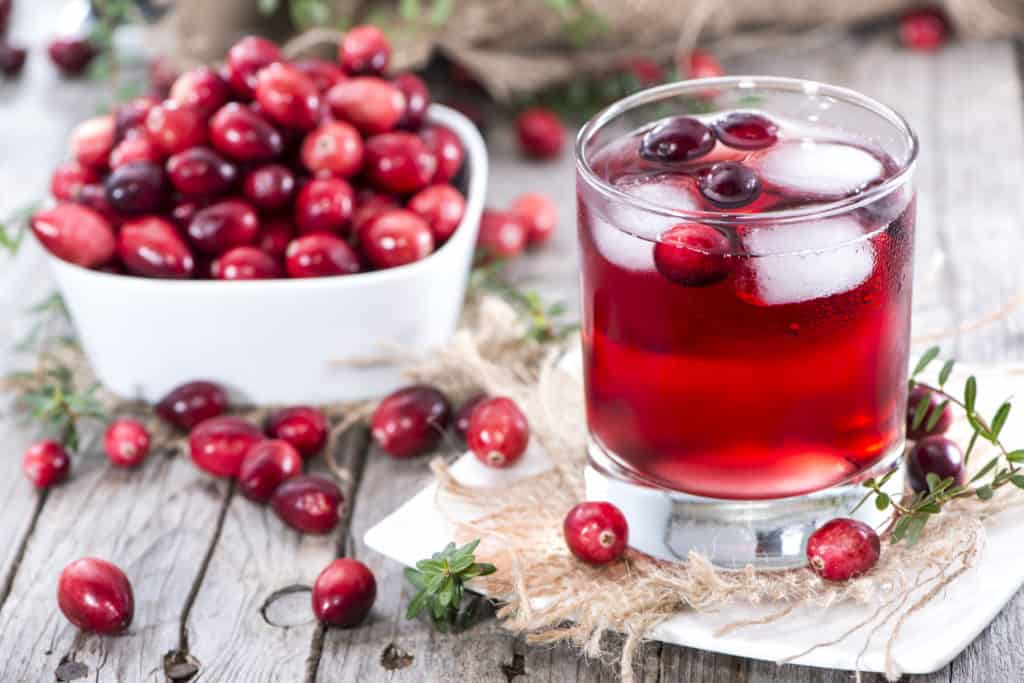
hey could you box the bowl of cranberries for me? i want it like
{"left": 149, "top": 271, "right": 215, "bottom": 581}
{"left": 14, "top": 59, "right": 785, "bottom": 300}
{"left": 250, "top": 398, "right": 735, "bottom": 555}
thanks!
{"left": 30, "top": 29, "right": 487, "bottom": 404}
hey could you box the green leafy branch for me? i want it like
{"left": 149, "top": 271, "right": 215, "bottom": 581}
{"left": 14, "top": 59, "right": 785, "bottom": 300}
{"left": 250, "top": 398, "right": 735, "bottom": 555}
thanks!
{"left": 14, "top": 292, "right": 75, "bottom": 354}
{"left": 470, "top": 262, "right": 578, "bottom": 343}
{"left": 0, "top": 201, "right": 40, "bottom": 256}
{"left": 405, "top": 540, "right": 496, "bottom": 632}
{"left": 8, "top": 363, "right": 106, "bottom": 453}
{"left": 87, "top": 0, "right": 139, "bottom": 82}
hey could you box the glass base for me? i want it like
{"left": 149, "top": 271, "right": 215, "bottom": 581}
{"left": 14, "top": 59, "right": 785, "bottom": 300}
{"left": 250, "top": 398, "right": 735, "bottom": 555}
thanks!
{"left": 585, "top": 438, "right": 904, "bottom": 570}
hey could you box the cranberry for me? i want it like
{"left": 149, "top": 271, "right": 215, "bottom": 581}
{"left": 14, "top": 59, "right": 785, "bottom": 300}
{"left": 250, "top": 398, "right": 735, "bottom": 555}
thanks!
{"left": 326, "top": 77, "right": 406, "bottom": 135}
{"left": 419, "top": 125, "right": 464, "bottom": 183}
{"left": 145, "top": 100, "right": 206, "bottom": 155}
{"left": 242, "top": 164, "right": 296, "bottom": 211}
{"left": 294, "top": 177, "right": 354, "bottom": 235}
{"left": 900, "top": 8, "right": 949, "bottom": 52}
{"left": 31, "top": 204, "right": 116, "bottom": 268}
{"left": 713, "top": 112, "right": 779, "bottom": 151}
{"left": 48, "top": 37, "right": 97, "bottom": 76}
{"left": 640, "top": 117, "right": 715, "bottom": 162}
{"left": 360, "top": 209, "right": 434, "bottom": 269}
{"left": 104, "top": 161, "right": 168, "bottom": 216}
{"left": 393, "top": 73, "right": 430, "bottom": 130}
{"left": 406, "top": 184, "right": 465, "bottom": 245}
{"left": 212, "top": 246, "right": 282, "bottom": 280}
{"left": 363, "top": 132, "right": 437, "bottom": 194}
{"left": 907, "top": 436, "right": 965, "bottom": 493}
{"left": 0, "top": 43, "right": 26, "bottom": 77}
{"left": 698, "top": 162, "right": 761, "bottom": 208}
{"left": 806, "top": 518, "right": 880, "bottom": 581}
{"left": 258, "top": 217, "right": 295, "bottom": 259}
{"left": 906, "top": 385, "right": 954, "bottom": 441}
{"left": 265, "top": 406, "right": 329, "bottom": 458}
{"left": 295, "top": 58, "right": 346, "bottom": 93}
{"left": 285, "top": 234, "right": 360, "bottom": 278}
{"left": 654, "top": 224, "right": 732, "bottom": 286}
{"left": 118, "top": 216, "right": 195, "bottom": 278}
{"left": 454, "top": 394, "right": 486, "bottom": 441}
{"left": 70, "top": 115, "right": 115, "bottom": 169}
{"left": 209, "top": 103, "right": 284, "bottom": 162}
{"left": 57, "top": 558, "right": 134, "bottom": 634}
{"left": 312, "top": 558, "right": 377, "bottom": 627}
{"left": 622, "top": 57, "right": 663, "bottom": 86}
{"left": 563, "top": 501, "right": 628, "bottom": 564}
{"left": 271, "top": 475, "right": 344, "bottom": 534}
{"left": 189, "top": 416, "right": 263, "bottom": 478}
{"left": 114, "top": 96, "right": 159, "bottom": 140}
{"left": 371, "top": 385, "right": 452, "bottom": 458}
{"left": 238, "top": 439, "right": 303, "bottom": 502}
{"left": 0, "top": 0, "right": 9, "bottom": 33}
{"left": 352, "top": 192, "right": 400, "bottom": 235}
{"left": 225, "top": 35, "right": 282, "bottom": 98}
{"left": 254, "top": 62, "right": 321, "bottom": 131}
{"left": 686, "top": 50, "right": 724, "bottom": 79}
{"left": 510, "top": 192, "right": 557, "bottom": 246}
{"left": 476, "top": 210, "right": 528, "bottom": 262}
{"left": 300, "top": 121, "right": 363, "bottom": 178}
{"left": 110, "top": 135, "right": 162, "bottom": 169}
{"left": 156, "top": 381, "right": 229, "bottom": 430}
{"left": 148, "top": 56, "right": 180, "bottom": 97}
{"left": 338, "top": 25, "right": 391, "bottom": 76}
{"left": 51, "top": 161, "right": 100, "bottom": 201}
{"left": 170, "top": 66, "right": 231, "bottom": 118}
{"left": 167, "top": 147, "right": 238, "bottom": 199}
{"left": 467, "top": 397, "right": 529, "bottom": 467}
{"left": 104, "top": 419, "right": 151, "bottom": 468}
{"left": 23, "top": 440, "right": 70, "bottom": 488}
{"left": 187, "top": 199, "right": 260, "bottom": 255}
{"left": 171, "top": 199, "right": 203, "bottom": 228}
{"left": 515, "top": 108, "right": 565, "bottom": 159}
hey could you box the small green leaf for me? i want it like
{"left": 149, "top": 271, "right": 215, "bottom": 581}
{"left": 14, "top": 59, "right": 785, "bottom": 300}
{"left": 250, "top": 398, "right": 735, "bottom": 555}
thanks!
{"left": 976, "top": 485, "right": 995, "bottom": 500}
{"left": 416, "top": 559, "right": 445, "bottom": 573}
{"left": 965, "top": 376, "right": 978, "bottom": 413}
{"left": 903, "top": 514, "right": 929, "bottom": 546}
{"left": 874, "top": 492, "right": 890, "bottom": 510}
{"left": 406, "top": 589, "right": 429, "bottom": 620}
{"left": 938, "top": 360, "right": 955, "bottom": 387}
{"left": 970, "top": 456, "right": 1000, "bottom": 484}
{"left": 925, "top": 400, "right": 950, "bottom": 432}
{"left": 1010, "top": 475, "right": 1024, "bottom": 490}
{"left": 912, "top": 347, "right": 941, "bottom": 378}
{"left": 991, "top": 402, "right": 1012, "bottom": 439}
{"left": 911, "top": 392, "right": 932, "bottom": 430}
{"left": 926, "top": 472, "right": 941, "bottom": 492}
{"left": 1008, "top": 450, "right": 1024, "bottom": 463}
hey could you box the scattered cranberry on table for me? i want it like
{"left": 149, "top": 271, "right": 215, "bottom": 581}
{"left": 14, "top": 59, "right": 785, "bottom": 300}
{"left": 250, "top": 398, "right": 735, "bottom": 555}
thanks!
{"left": 454, "top": 394, "right": 487, "bottom": 441}
{"left": 900, "top": 8, "right": 949, "bottom": 52}
{"left": 466, "top": 396, "right": 529, "bottom": 468}
{"left": 271, "top": 475, "right": 344, "bottom": 534}
{"left": 104, "top": 419, "right": 152, "bottom": 468}
{"left": 0, "top": 42, "right": 25, "bottom": 77}
{"left": 685, "top": 49, "right": 724, "bottom": 79}
{"left": 371, "top": 385, "right": 452, "bottom": 458}
{"left": 238, "top": 439, "right": 303, "bottom": 502}
{"left": 312, "top": 558, "right": 377, "bottom": 627}
{"left": 48, "top": 37, "right": 97, "bottom": 77}
{"left": 265, "top": 406, "right": 329, "bottom": 458}
{"left": 906, "top": 385, "right": 953, "bottom": 441}
{"left": 563, "top": 501, "right": 628, "bottom": 565}
{"left": 188, "top": 416, "right": 263, "bottom": 478}
{"left": 510, "top": 192, "right": 558, "bottom": 246}
{"left": 476, "top": 210, "right": 528, "bottom": 263}
{"left": 156, "top": 380, "right": 229, "bottom": 431}
{"left": 806, "top": 518, "right": 880, "bottom": 581}
{"left": 621, "top": 57, "right": 664, "bottom": 87}
{"left": 515, "top": 107, "right": 565, "bottom": 160}
{"left": 57, "top": 558, "right": 134, "bottom": 634}
{"left": 906, "top": 436, "right": 965, "bottom": 493}
{"left": 22, "top": 440, "right": 70, "bottom": 488}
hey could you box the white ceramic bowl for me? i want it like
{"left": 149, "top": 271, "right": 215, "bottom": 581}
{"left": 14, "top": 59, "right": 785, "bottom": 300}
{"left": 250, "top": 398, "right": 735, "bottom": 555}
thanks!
{"left": 46, "top": 105, "right": 488, "bottom": 404}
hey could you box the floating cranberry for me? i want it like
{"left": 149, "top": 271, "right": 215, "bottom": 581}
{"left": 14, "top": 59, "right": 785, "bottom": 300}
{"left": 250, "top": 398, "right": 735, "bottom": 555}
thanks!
{"left": 212, "top": 246, "right": 282, "bottom": 280}
{"left": 338, "top": 25, "right": 391, "bottom": 76}
{"left": 50, "top": 161, "right": 99, "bottom": 202}
{"left": 900, "top": 8, "right": 949, "bottom": 52}
{"left": 640, "top": 117, "right": 715, "bottom": 162}
{"left": 242, "top": 164, "right": 296, "bottom": 211}
{"left": 156, "top": 380, "right": 229, "bottom": 430}
{"left": 104, "top": 419, "right": 151, "bottom": 468}
{"left": 360, "top": 209, "right": 434, "bottom": 269}
{"left": 70, "top": 115, "right": 115, "bottom": 169}
{"left": 476, "top": 210, "right": 527, "bottom": 262}
{"left": 351, "top": 193, "right": 400, "bottom": 235}
{"left": 187, "top": 199, "right": 260, "bottom": 255}
{"left": 686, "top": 50, "right": 724, "bottom": 79}
{"left": 170, "top": 66, "right": 231, "bottom": 118}
{"left": 515, "top": 108, "right": 564, "bottom": 160}
{"left": 295, "top": 58, "right": 347, "bottom": 93}
{"left": 301, "top": 121, "right": 364, "bottom": 178}
{"left": 22, "top": 440, "right": 70, "bottom": 488}
{"left": 467, "top": 397, "right": 529, "bottom": 468}
{"left": 254, "top": 62, "right": 321, "bottom": 131}
{"left": 420, "top": 125, "right": 464, "bottom": 183}
{"left": 167, "top": 147, "right": 238, "bottom": 199}
{"left": 238, "top": 439, "right": 303, "bottom": 502}
{"left": 393, "top": 73, "right": 430, "bottom": 130}
{"left": 294, "top": 177, "right": 354, "bottom": 235}
{"left": 189, "top": 416, "right": 263, "bottom": 478}
{"left": 654, "top": 224, "right": 732, "bottom": 286}
{"left": 907, "top": 436, "right": 965, "bottom": 493}
{"left": 563, "top": 501, "right": 628, "bottom": 565}
{"left": 407, "top": 184, "right": 465, "bottom": 245}
{"left": 698, "top": 162, "right": 761, "bottom": 208}
{"left": 806, "top": 518, "right": 880, "bottom": 581}
{"left": 31, "top": 204, "right": 116, "bottom": 268}
{"left": 145, "top": 100, "right": 206, "bottom": 155}
{"left": 57, "top": 558, "right": 134, "bottom": 634}
{"left": 209, "top": 103, "right": 284, "bottom": 162}
{"left": 104, "top": 161, "right": 167, "bottom": 216}
{"left": 258, "top": 217, "right": 295, "bottom": 259}
{"left": 906, "top": 385, "right": 954, "bottom": 441}
{"left": 271, "top": 475, "right": 344, "bottom": 534}
{"left": 326, "top": 77, "right": 406, "bottom": 135}
{"left": 48, "top": 37, "right": 97, "bottom": 76}
{"left": 110, "top": 135, "right": 162, "bottom": 169}
{"left": 713, "top": 112, "right": 779, "bottom": 151}
{"left": 371, "top": 385, "right": 452, "bottom": 458}
{"left": 312, "top": 558, "right": 377, "bottom": 627}
{"left": 0, "top": 43, "right": 26, "bottom": 77}
{"left": 265, "top": 406, "right": 329, "bottom": 458}
{"left": 510, "top": 192, "right": 557, "bottom": 246}
{"left": 454, "top": 394, "right": 486, "bottom": 441}
{"left": 225, "top": 35, "right": 282, "bottom": 98}
{"left": 364, "top": 132, "right": 437, "bottom": 194}
{"left": 285, "top": 234, "right": 360, "bottom": 278}
{"left": 118, "top": 216, "right": 195, "bottom": 278}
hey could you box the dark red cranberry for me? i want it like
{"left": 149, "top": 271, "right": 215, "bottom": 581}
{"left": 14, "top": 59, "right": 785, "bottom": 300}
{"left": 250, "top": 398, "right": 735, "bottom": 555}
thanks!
{"left": 0, "top": 0, "right": 10, "bottom": 34}
{"left": 467, "top": 397, "right": 529, "bottom": 468}
{"left": 258, "top": 217, "right": 295, "bottom": 259}
{"left": 900, "top": 8, "right": 949, "bottom": 52}
{"left": 51, "top": 161, "right": 100, "bottom": 202}
{"left": 454, "top": 394, "right": 486, "bottom": 441}
{"left": 171, "top": 199, "right": 203, "bottom": 228}
{"left": 209, "top": 103, "right": 284, "bottom": 162}
{"left": 104, "top": 161, "right": 168, "bottom": 216}
{"left": 640, "top": 117, "right": 715, "bottom": 162}
{"left": 170, "top": 66, "right": 231, "bottom": 118}
{"left": 294, "top": 177, "right": 354, "bottom": 235}
{"left": 31, "top": 204, "right": 116, "bottom": 268}
{"left": 360, "top": 209, "right": 434, "bottom": 269}
{"left": 686, "top": 50, "right": 724, "bottom": 79}
{"left": 351, "top": 193, "right": 400, "bottom": 235}
{"left": 156, "top": 381, "right": 229, "bottom": 430}
{"left": 104, "top": 419, "right": 151, "bottom": 468}
{"left": 476, "top": 210, "right": 527, "bottom": 263}
{"left": 114, "top": 96, "right": 159, "bottom": 140}
{"left": 189, "top": 416, "right": 263, "bottom": 478}
{"left": 326, "top": 77, "right": 406, "bottom": 135}
{"left": 238, "top": 439, "right": 302, "bottom": 502}
{"left": 364, "top": 132, "right": 437, "bottom": 194}
{"left": 300, "top": 121, "right": 363, "bottom": 178}
{"left": 148, "top": 56, "right": 180, "bottom": 97}
{"left": 23, "top": 440, "right": 70, "bottom": 488}
{"left": 225, "top": 35, "right": 282, "bottom": 98}
{"left": 654, "top": 224, "right": 732, "bottom": 286}
{"left": 295, "top": 58, "right": 347, "bottom": 93}
{"left": 212, "top": 246, "right": 282, "bottom": 280}
{"left": 338, "top": 25, "right": 391, "bottom": 76}
{"left": 698, "top": 162, "right": 761, "bottom": 208}
{"left": 167, "top": 147, "right": 238, "bottom": 199}
{"left": 907, "top": 436, "right": 965, "bottom": 493}
{"left": 370, "top": 385, "right": 452, "bottom": 458}
{"left": 48, "top": 37, "right": 97, "bottom": 76}
{"left": 110, "top": 136, "right": 163, "bottom": 169}
{"left": 118, "top": 217, "right": 195, "bottom": 278}
{"left": 0, "top": 43, "right": 26, "bottom": 77}
{"left": 515, "top": 108, "right": 565, "bottom": 159}
{"left": 406, "top": 184, "right": 465, "bottom": 245}
{"left": 510, "top": 192, "right": 557, "bottom": 246}
{"left": 76, "top": 183, "right": 122, "bottom": 225}
{"left": 145, "top": 100, "right": 206, "bottom": 155}
{"left": 242, "top": 164, "right": 296, "bottom": 211}
{"left": 285, "top": 234, "right": 360, "bottom": 278}
{"left": 70, "top": 115, "right": 116, "bottom": 169}
{"left": 313, "top": 558, "right": 377, "bottom": 627}
{"left": 806, "top": 518, "right": 880, "bottom": 581}
{"left": 271, "top": 475, "right": 344, "bottom": 534}
{"left": 57, "top": 558, "right": 134, "bottom": 634}
{"left": 563, "top": 501, "right": 628, "bottom": 565}
{"left": 713, "top": 113, "right": 778, "bottom": 151}
{"left": 265, "top": 406, "right": 329, "bottom": 458}
{"left": 419, "top": 125, "right": 464, "bottom": 184}
{"left": 187, "top": 199, "right": 260, "bottom": 255}
{"left": 255, "top": 62, "right": 322, "bottom": 131}
{"left": 393, "top": 73, "right": 430, "bottom": 130}
{"left": 906, "top": 385, "right": 954, "bottom": 441}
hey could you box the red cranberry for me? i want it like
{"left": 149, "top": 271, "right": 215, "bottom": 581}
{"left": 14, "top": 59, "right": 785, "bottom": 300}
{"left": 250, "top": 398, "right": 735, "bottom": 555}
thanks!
{"left": 104, "top": 419, "right": 151, "bottom": 468}
{"left": 110, "top": 135, "right": 162, "bottom": 169}
{"left": 698, "top": 162, "right": 761, "bottom": 208}
{"left": 114, "top": 96, "right": 159, "bottom": 140}
{"left": 713, "top": 112, "right": 779, "bottom": 151}
{"left": 48, "top": 37, "right": 97, "bottom": 76}
{"left": 510, "top": 192, "right": 557, "bottom": 246}
{"left": 906, "top": 385, "right": 954, "bottom": 441}
{"left": 294, "top": 177, "right": 354, "bottom": 235}
{"left": 265, "top": 406, "right": 329, "bottom": 458}
{"left": 23, "top": 440, "right": 70, "bottom": 488}
{"left": 104, "top": 161, "right": 168, "bottom": 216}
{"left": 189, "top": 416, "right": 263, "bottom": 478}
{"left": 477, "top": 210, "right": 527, "bottom": 262}
{"left": 76, "top": 183, "right": 122, "bottom": 225}
{"left": 419, "top": 125, "right": 464, "bottom": 183}
{"left": 0, "top": 0, "right": 10, "bottom": 34}
{"left": 254, "top": 62, "right": 321, "bottom": 131}
{"left": 31, "top": 204, "right": 115, "bottom": 268}
{"left": 167, "top": 147, "right": 238, "bottom": 199}
{"left": 563, "top": 501, "right": 628, "bottom": 565}
{"left": 640, "top": 117, "right": 715, "bottom": 162}
{"left": 686, "top": 50, "right": 724, "bottom": 79}
{"left": 57, "top": 558, "right": 134, "bottom": 634}
{"left": 118, "top": 216, "right": 195, "bottom": 279}
{"left": 806, "top": 518, "right": 880, "bottom": 581}
{"left": 148, "top": 56, "right": 180, "bottom": 97}
{"left": 900, "top": 8, "right": 949, "bottom": 52}
{"left": 907, "top": 436, "right": 965, "bottom": 493}
{"left": 300, "top": 121, "right": 363, "bottom": 178}
{"left": 145, "top": 100, "right": 206, "bottom": 155}
{"left": 467, "top": 397, "right": 529, "bottom": 468}
{"left": 654, "top": 224, "right": 732, "bottom": 286}
{"left": 0, "top": 43, "right": 26, "bottom": 77}
{"left": 156, "top": 380, "right": 229, "bottom": 430}
{"left": 338, "top": 25, "right": 391, "bottom": 76}
{"left": 326, "top": 77, "right": 406, "bottom": 135}
{"left": 170, "top": 66, "right": 231, "bottom": 118}
{"left": 238, "top": 439, "right": 303, "bottom": 502}
{"left": 225, "top": 35, "right": 282, "bottom": 98}
{"left": 313, "top": 558, "right": 377, "bottom": 627}
{"left": 360, "top": 209, "right": 434, "bottom": 269}
{"left": 212, "top": 246, "right": 282, "bottom": 280}
{"left": 295, "top": 58, "right": 347, "bottom": 93}
{"left": 187, "top": 199, "right": 260, "bottom": 255}
{"left": 242, "top": 164, "right": 296, "bottom": 211}
{"left": 370, "top": 385, "right": 452, "bottom": 458}
{"left": 407, "top": 184, "right": 466, "bottom": 245}
{"left": 285, "top": 234, "right": 360, "bottom": 278}
{"left": 351, "top": 193, "right": 400, "bottom": 235}
{"left": 454, "top": 394, "right": 486, "bottom": 441}
{"left": 70, "top": 115, "right": 115, "bottom": 169}
{"left": 271, "top": 475, "right": 344, "bottom": 534}
{"left": 393, "top": 73, "right": 430, "bottom": 130}
{"left": 622, "top": 57, "right": 663, "bottom": 86}
{"left": 51, "top": 161, "right": 100, "bottom": 201}
{"left": 209, "top": 103, "right": 285, "bottom": 162}
{"left": 258, "top": 217, "right": 295, "bottom": 259}
{"left": 171, "top": 199, "right": 203, "bottom": 228}
{"left": 364, "top": 132, "right": 436, "bottom": 194}
{"left": 515, "top": 108, "right": 564, "bottom": 159}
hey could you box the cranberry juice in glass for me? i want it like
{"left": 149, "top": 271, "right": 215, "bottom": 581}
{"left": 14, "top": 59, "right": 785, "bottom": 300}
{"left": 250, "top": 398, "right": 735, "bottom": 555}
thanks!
{"left": 576, "top": 78, "right": 917, "bottom": 568}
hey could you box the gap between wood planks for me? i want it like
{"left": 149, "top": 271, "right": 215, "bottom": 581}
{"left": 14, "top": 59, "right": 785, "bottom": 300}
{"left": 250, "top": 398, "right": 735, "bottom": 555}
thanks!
{"left": 0, "top": 491, "right": 49, "bottom": 612}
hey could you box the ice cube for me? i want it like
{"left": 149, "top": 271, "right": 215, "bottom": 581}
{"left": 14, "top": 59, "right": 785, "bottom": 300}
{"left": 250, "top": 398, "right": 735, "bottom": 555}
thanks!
{"left": 591, "top": 215, "right": 656, "bottom": 271}
{"left": 736, "top": 216, "right": 875, "bottom": 306}
{"left": 753, "top": 140, "right": 884, "bottom": 198}
{"left": 607, "top": 175, "right": 700, "bottom": 240}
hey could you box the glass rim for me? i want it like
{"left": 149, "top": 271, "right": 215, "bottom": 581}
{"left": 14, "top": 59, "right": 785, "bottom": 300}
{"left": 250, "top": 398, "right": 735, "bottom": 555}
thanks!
{"left": 574, "top": 76, "right": 919, "bottom": 227}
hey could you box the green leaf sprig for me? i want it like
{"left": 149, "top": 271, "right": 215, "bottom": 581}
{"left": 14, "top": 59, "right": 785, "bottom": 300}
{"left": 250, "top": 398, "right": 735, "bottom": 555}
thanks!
{"left": 405, "top": 540, "right": 496, "bottom": 632}
{"left": 0, "top": 201, "right": 40, "bottom": 256}
{"left": 10, "top": 364, "right": 106, "bottom": 452}
{"left": 469, "top": 262, "right": 578, "bottom": 343}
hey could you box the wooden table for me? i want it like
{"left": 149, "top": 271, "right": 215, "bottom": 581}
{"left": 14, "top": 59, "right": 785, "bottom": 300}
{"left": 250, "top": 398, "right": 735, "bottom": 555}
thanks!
{"left": 3, "top": 5, "right": 1024, "bottom": 682}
